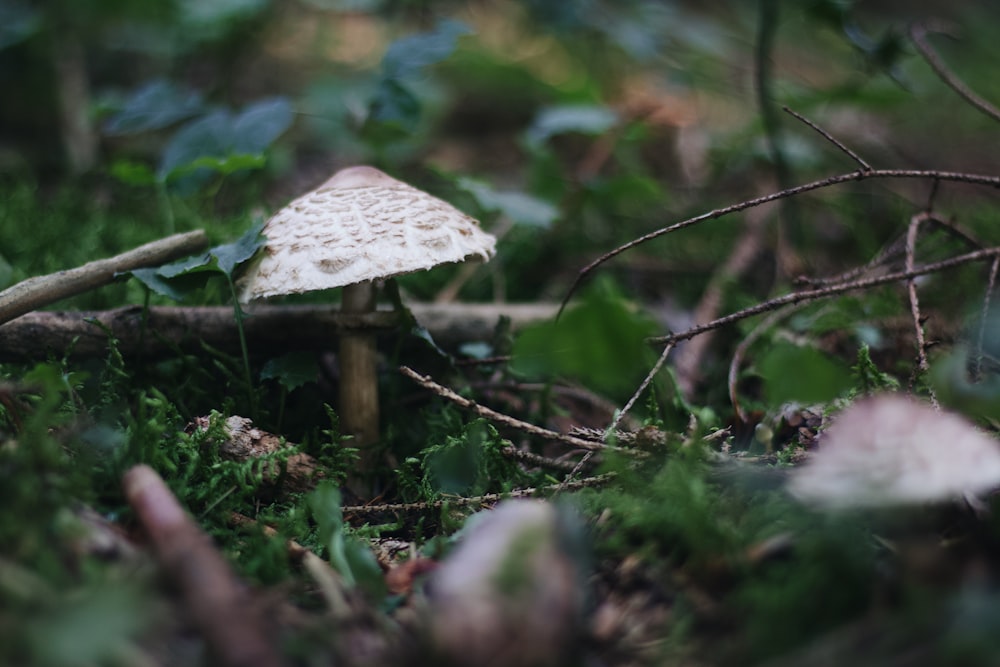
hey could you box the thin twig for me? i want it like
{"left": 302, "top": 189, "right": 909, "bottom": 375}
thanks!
{"left": 500, "top": 445, "right": 590, "bottom": 473}
{"left": 342, "top": 474, "right": 616, "bottom": 517}
{"left": 974, "top": 257, "right": 1000, "bottom": 381}
{"left": 910, "top": 23, "right": 1000, "bottom": 125}
{"left": 398, "top": 366, "right": 626, "bottom": 453}
{"left": 559, "top": 168, "right": 1000, "bottom": 315}
{"left": 904, "top": 212, "right": 935, "bottom": 402}
{"left": 555, "top": 451, "right": 595, "bottom": 494}
{"left": 783, "top": 106, "right": 873, "bottom": 171}
{"left": 611, "top": 342, "right": 675, "bottom": 432}
{"left": 728, "top": 302, "right": 810, "bottom": 423}
{"left": 651, "top": 245, "right": 1000, "bottom": 346}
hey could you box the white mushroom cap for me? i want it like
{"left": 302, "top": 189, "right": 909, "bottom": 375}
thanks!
{"left": 238, "top": 166, "right": 496, "bottom": 302}
{"left": 787, "top": 394, "right": 1000, "bottom": 509}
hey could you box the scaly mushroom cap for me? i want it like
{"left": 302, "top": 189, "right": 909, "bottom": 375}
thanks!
{"left": 238, "top": 166, "right": 496, "bottom": 302}
{"left": 787, "top": 394, "right": 1000, "bottom": 508}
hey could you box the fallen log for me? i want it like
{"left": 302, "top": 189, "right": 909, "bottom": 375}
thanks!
{"left": 0, "top": 302, "right": 557, "bottom": 361}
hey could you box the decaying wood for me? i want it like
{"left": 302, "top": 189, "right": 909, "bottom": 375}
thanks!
{"left": 0, "top": 302, "right": 557, "bottom": 361}
{"left": 123, "top": 464, "right": 285, "bottom": 667}
{"left": 0, "top": 230, "right": 209, "bottom": 326}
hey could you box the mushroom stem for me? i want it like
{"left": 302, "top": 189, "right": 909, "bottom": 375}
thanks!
{"left": 339, "top": 281, "right": 380, "bottom": 464}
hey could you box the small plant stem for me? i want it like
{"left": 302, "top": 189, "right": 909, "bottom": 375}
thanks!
{"left": 226, "top": 274, "right": 258, "bottom": 419}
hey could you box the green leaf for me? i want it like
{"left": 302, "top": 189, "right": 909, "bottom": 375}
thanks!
{"left": 457, "top": 177, "right": 559, "bottom": 228}
{"left": 757, "top": 342, "right": 853, "bottom": 405}
{"left": 511, "top": 278, "right": 658, "bottom": 397}
{"left": 0, "top": 1, "right": 40, "bottom": 50}
{"left": 103, "top": 80, "right": 205, "bottom": 135}
{"left": 159, "top": 98, "right": 293, "bottom": 180}
{"left": 365, "top": 78, "right": 422, "bottom": 136}
{"left": 261, "top": 352, "right": 318, "bottom": 392}
{"left": 129, "top": 267, "right": 192, "bottom": 301}
{"left": 381, "top": 19, "right": 472, "bottom": 80}
{"left": 307, "top": 483, "right": 385, "bottom": 596}
{"left": 210, "top": 221, "right": 265, "bottom": 276}
{"left": 525, "top": 105, "right": 618, "bottom": 149}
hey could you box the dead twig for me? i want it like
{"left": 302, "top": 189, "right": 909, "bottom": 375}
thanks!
{"left": 673, "top": 184, "right": 776, "bottom": 398}
{"left": 342, "top": 474, "right": 615, "bottom": 517}
{"left": 0, "top": 230, "right": 209, "bottom": 326}
{"left": 974, "top": 257, "right": 1000, "bottom": 381}
{"left": 399, "top": 365, "right": 627, "bottom": 453}
{"left": 904, "top": 212, "right": 936, "bottom": 401}
{"left": 782, "top": 106, "right": 873, "bottom": 171}
{"left": 652, "top": 244, "right": 1000, "bottom": 347}
{"left": 728, "top": 303, "right": 810, "bottom": 423}
{"left": 611, "top": 341, "right": 675, "bottom": 432}
{"left": 559, "top": 168, "right": 1000, "bottom": 315}
{"left": 123, "top": 464, "right": 285, "bottom": 667}
{"left": 910, "top": 23, "right": 1000, "bottom": 125}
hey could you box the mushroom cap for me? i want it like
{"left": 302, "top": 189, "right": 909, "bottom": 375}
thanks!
{"left": 787, "top": 394, "right": 1000, "bottom": 509}
{"left": 238, "top": 166, "right": 496, "bottom": 301}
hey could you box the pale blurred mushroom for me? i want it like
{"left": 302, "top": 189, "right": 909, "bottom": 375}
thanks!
{"left": 787, "top": 394, "right": 1000, "bottom": 509}
{"left": 238, "top": 166, "right": 496, "bottom": 465}
{"left": 426, "top": 500, "right": 588, "bottom": 667}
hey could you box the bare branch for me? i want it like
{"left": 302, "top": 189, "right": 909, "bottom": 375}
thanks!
{"left": 342, "top": 474, "right": 616, "bottom": 517}
{"left": 910, "top": 23, "right": 1000, "bottom": 125}
{"left": 904, "top": 212, "right": 935, "bottom": 401}
{"left": 612, "top": 341, "right": 674, "bottom": 432}
{"left": 651, "top": 245, "right": 1000, "bottom": 346}
{"left": 782, "top": 106, "right": 873, "bottom": 171}
{"left": 559, "top": 168, "right": 1000, "bottom": 315}
{"left": 398, "top": 365, "right": 628, "bottom": 453}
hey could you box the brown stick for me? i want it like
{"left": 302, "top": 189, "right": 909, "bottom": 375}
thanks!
{"left": 399, "top": 366, "right": 628, "bottom": 454}
{"left": 0, "top": 302, "right": 557, "bottom": 361}
{"left": 123, "top": 464, "right": 285, "bottom": 667}
{"left": 0, "top": 230, "right": 209, "bottom": 326}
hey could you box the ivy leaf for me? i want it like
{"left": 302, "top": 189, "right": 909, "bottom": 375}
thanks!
{"left": 0, "top": 2, "right": 41, "bottom": 50}
{"left": 525, "top": 105, "right": 618, "bottom": 149}
{"left": 457, "top": 178, "right": 559, "bottom": 229}
{"left": 261, "top": 352, "right": 318, "bottom": 391}
{"left": 103, "top": 80, "right": 205, "bottom": 135}
{"left": 159, "top": 97, "right": 293, "bottom": 180}
{"left": 211, "top": 221, "right": 266, "bottom": 276}
{"left": 129, "top": 268, "right": 192, "bottom": 301}
{"left": 757, "top": 342, "right": 853, "bottom": 405}
{"left": 512, "top": 278, "right": 658, "bottom": 398}
{"left": 381, "top": 19, "right": 472, "bottom": 80}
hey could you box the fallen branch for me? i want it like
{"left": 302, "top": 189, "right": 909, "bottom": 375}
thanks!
{"left": 399, "top": 365, "right": 623, "bottom": 453}
{"left": 0, "top": 230, "right": 209, "bottom": 326}
{"left": 123, "top": 464, "right": 284, "bottom": 667}
{"left": 0, "top": 302, "right": 558, "bottom": 361}
{"left": 342, "top": 474, "right": 616, "bottom": 517}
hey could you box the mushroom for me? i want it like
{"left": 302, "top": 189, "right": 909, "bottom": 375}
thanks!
{"left": 238, "top": 166, "right": 496, "bottom": 464}
{"left": 787, "top": 394, "right": 1000, "bottom": 509}
{"left": 426, "top": 500, "right": 587, "bottom": 667}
